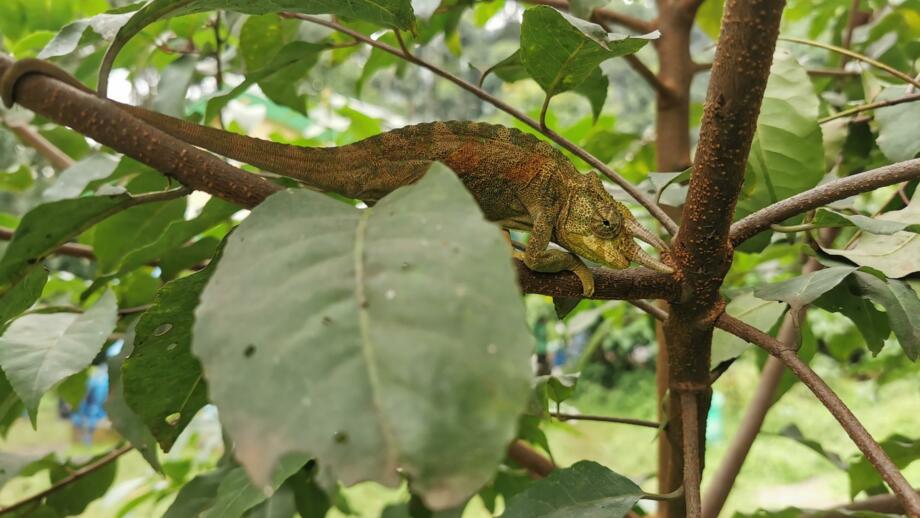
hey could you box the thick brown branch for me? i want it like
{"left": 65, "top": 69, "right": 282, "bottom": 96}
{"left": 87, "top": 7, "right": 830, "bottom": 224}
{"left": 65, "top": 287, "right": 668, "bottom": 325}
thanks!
{"left": 0, "top": 53, "right": 280, "bottom": 209}
{"left": 730, "top": 158, "right": 920, "bottom": 245}
{"left": 0, "top": 445, "right": 132, "bottom": 516}
{"left": 805, "top": 488, "right": 920, "bottom": 517}
{"left": 520, "top": 0, "right": 657, "bottom": 33}
{"left": 284, "top": 13, "right": 678, "bottom": 234}
{"left": 680, "top": 392, "right": 703, "bottom": 518}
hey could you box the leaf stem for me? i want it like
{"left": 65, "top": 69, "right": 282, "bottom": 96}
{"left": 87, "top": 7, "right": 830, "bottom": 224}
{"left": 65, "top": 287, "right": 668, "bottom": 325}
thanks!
{"left": 819, "top": 93, "right": 920, "bottom": 124}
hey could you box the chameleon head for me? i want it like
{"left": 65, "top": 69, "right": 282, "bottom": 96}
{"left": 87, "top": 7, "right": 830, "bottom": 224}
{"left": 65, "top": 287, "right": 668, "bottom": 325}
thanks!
{"left": 557, "top": 173, "right": 674, "bottom": 274}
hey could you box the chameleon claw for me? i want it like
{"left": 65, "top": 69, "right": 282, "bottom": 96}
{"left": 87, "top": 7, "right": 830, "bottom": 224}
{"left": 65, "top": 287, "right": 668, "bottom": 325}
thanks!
{"left": 571, "top": 263, "right": 595, "bottom": 297}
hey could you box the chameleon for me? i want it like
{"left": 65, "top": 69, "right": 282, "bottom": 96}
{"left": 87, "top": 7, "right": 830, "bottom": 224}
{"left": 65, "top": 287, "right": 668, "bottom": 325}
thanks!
{"left": 1, "top": 58, "right": 673, "bottom": 297}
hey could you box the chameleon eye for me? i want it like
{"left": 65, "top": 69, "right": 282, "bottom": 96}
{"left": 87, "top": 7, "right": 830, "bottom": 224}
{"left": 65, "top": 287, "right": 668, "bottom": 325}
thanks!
{"left": 603, "top": 220, "right": 610, "bottom": 226}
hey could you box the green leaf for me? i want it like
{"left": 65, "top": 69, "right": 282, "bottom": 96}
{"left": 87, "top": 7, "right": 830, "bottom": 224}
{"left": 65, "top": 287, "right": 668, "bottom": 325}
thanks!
{"left": 110, "top": 197, "right": 237, "bottom": 277}
{"left": 46, "top": 450, "right": 119, "bottom": 516}
{"left": 848, "top": 434, "right": 919, "bottom": 498}
{"left": 754, "top": 267, "right": 856, "bottom": 310}
{"left": 154, "top": 55, "right": 197, "bottom": 117}
{"left": 101, "top": 0, "right": 416, "bottom": 92}
{"left": 814, "top": 277, "right": 890, "bottom": 355}
{"left": 122, "top": 261, "right": 217, "bottom": 451}
{"left": 0, "top": 267, "right": 47, "bottom": 329}
{"left": 193, "top": 164, "right": 533, "bottom": 508}
{"left": 573, "top": 67, "right": 608, "bottom": 122}
{"left": 243, "top": 486, "right": 297, "bottom": 518}
{"left": 38, "top": 11, "right": 133, "bottom": 59}
{"left": 0, "top": 290, "right": 117, "bottom": 424}
{"left": 205, "top": 41, "right": 324, "bottom": 123}
{"left": 776, "top": 424, "right": 848, "bottom": 470}
{"left": 712, "top": 292, "right": 786, "bottom": 366}
{"left": 850, "top": 271, "right": 920, "bottom": 361}
{"left": 822, "top": 190, "right": 920, "bottom": 278}
{"left": 736, "top": 50, "right": 824, "bottom": 243}
{"left": 520, "top": 6, "right": 655, "bottom": 99}
{"left": 0, "top": 165, "right": 34, "bottom": 193}
{"left": 482, "top": 50, "right": 529, "bottom": 85}
{"left": 875, "top": 85, "right": 920, "bottom": 162}
{"left": 163, "top": 463, "right": 234, "bottom": 518}
{"left": 286, "top": 468, "right": 331, "bottom": 518}
{"left": 105, "top": 320, "right": 161, "bottom": 472}
{"left": 569, "top": 0, "right": 608, "bottom": 19}
{"left": 0, "top": 451, "right": 50, "bottom": 490}
{"left": 202, "top": 456, "right": 308, "bottom": 518}
{"left": 501, "top": 460, "right": 642, "bottom": 518}
{"left": 539, "top": 374, "right": 579, "bottom": 404}
{"left": 0, "top": 370, "right": 23, "bottom": 436}
{"left": 812, "top": 207, "right": 920, "bottom": 235}
{"left": 695, "top": 0, "right": 723, "bottom": 40}
{"left": 42, "top": 154, "right": 119, "bottom": 202}
{"left": 92, "top": 194, "right": 185, "bottom": 274}
{"left": 0, "top": 194, "right": 131, "bottom": 292}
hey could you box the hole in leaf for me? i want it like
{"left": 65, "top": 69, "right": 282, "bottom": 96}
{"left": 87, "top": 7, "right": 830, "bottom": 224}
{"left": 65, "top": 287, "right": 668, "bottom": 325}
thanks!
{"left": 166, "top": 343, "right": 177, "bottom": 351}
{"left": 165, "top": 412, "right": 181, "bottom": 426}
{"left": 153, "top": 323, "right": 173, "bottom": 336}
{"left": 333, "top": 431, "right": 349, "bottom": 444}
{"left": 243, "top": 345, "right": 256, "bottom": 357}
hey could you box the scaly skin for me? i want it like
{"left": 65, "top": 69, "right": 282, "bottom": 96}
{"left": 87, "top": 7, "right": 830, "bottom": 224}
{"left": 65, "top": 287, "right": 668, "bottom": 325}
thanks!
{"left": 1, "top": 58, "right": 672, "bottom": 296}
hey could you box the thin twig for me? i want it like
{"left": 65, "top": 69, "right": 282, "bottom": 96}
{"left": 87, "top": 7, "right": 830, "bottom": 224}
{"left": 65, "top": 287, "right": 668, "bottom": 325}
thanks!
{"left": 680, "top": 392, "right": 702, "bottom": 518}
{"left": 780, "top": 36, "right": 920, "bottom": 89}
{"left": 282, "top": 13, "right": 678, "bottom": 234}
{"left": 552, "top": 412, "right": 660, "bottom": 429}
{"left": 730, "top": 158, "right": 920, "bottom": 245}
{"left": 212, "top": 12, "right": 224, "bottom": 90}
{"left": 819, "top": 93, "right": 920, "bottom": 124}
{"left": 840, "top": 0, "right": 863, "bottom": 58}
{"left": 0, "top": 445, "right": 132, "bottom": 516}
{"left": 806, "top": 67, "right": 860, "bottom": 78}
{"left": 624, "top": 54, "right": 674, "bottom": 97}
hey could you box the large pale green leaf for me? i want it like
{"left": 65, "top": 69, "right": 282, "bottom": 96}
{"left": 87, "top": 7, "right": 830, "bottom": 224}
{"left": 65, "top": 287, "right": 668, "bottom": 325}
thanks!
{"left": 520, "top": 6, "right": 654, "bottom": 99}
{"left": 0, "top": 291, "right": 117, "bottom": 424}
{"left": 736, "top": 50, "right": 824, "bottom": 238}
{"left": 754, "top": 267, "right": 856, "bottom": 309}
{"left": 712, "top": 292, "right": 786, "bottom": 366}
{"left": 875, "top": 85, "right": 920, "bottom": 162}
{"left": 100, "top": 0, "right": 416, "bottom": 93}
{"left": 193, "top": 164, "right": 533, "bottom": 508}
{"left": 123, "top": 261, "right": 218, "bottom": 451}
{"left": 823, "top": 190, "right": 920, "bottom": 278}
{"left": 38, "top": 11, "right": 133, "bottom": 59}
{"left": 154, "top": 55, "right": 197, "bottom": 117}
{"left": 501, "top": 460, "right": 642, "bottom": 518}
{"left": 0, "top": 451, "right": 50, "bottom": 490}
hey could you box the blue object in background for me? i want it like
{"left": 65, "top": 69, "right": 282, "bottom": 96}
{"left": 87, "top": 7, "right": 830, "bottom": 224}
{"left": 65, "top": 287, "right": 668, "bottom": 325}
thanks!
{"left": 71, "top": 368, "right": 108, "bottom": 444}
{"left": 706, "top": 391, "right": 725, "bottom": 443}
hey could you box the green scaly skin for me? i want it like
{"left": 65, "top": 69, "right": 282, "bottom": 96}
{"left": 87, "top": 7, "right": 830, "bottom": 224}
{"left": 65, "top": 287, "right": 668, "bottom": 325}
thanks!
{"left": 1, "top": 58, "right": 673, "bottom": 297}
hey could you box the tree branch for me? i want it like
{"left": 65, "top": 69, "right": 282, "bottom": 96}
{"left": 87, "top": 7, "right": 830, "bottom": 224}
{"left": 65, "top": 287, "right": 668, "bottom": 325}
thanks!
{"left": 283, "top": 13, "right": 678, "bottom": 235}
{"left": 680, "top": 392, "right": 702, "bottom": 518}
{"left": 633, "top": 298, "right": 920, "bottom": 515}
{"left": 0, "top": 445, "right": 132, "bottom": 516}
{"left": 0, "top": 53, "right": 281, "bottom": 209}
{"left": 3, "top": 123, "right": 74, "bottom": 170}
{"left": 805, "top": 488, "right": 920, "bottom": 517}
{"left": 515, "top": 261, "right": 679, "bottom": 300}
{"left": 819, "top": 93, "right": 920, "bottom": 124}
{"left": 507, "top": 440, "right": 555, "bottom": 478}
{"left": 730, "top": 158, "right": 920, "bottom": 245}
{"left": 715, "top": 315, "right": 920, "bottom": 515}
{"left": 520, "top": 0, "right": 657, "bottom": 34}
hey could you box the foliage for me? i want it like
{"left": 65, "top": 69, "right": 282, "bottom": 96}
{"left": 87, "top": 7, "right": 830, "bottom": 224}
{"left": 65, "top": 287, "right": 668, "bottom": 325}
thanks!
{"left": 0, "top": 0, "right": 917, "bottom": 516}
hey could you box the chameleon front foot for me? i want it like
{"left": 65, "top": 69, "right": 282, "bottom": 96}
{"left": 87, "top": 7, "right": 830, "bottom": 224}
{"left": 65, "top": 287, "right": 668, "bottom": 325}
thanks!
{"left": 512, "top": 250, "right": 595, "bottom": 297}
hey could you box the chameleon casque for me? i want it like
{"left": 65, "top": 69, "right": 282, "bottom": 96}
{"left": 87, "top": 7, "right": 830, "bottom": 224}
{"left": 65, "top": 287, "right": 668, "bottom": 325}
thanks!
{"left": 1, "top": 59, "right": 672, "bottom": 296}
